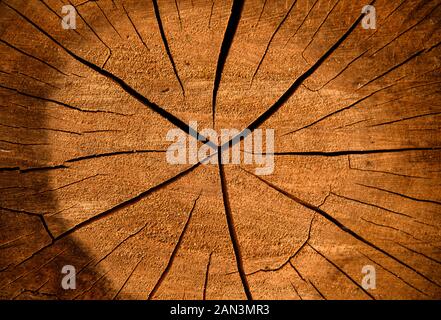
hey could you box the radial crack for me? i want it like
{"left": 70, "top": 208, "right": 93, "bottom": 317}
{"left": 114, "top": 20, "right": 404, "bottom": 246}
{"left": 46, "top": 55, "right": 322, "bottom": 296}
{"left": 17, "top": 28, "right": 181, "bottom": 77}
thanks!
{"left": 255, "top": 0, "right": 267, "bottom": 27}
{"left": 357, "top": 49, "right": 425, "bottom": 90}
{"left": 17, "top": 71, "right": 61, "bottom": 89}
{"left": 282, "top": 83, "right": 395, "bottom": 136}
{"left": 308, "top": 243, "right": 375, "bottom": 299}
{"left": 121, "top": 3, "right": 149, "bottom": 50}
{"left": 289, "top": 280, "right": 302, "bottom": 300}
{"left": 357, "top": 183, "right": 441, "bottom": 206}
{"left": 0, "top": 39, "right": 68, "bottom": 76}
{"left": 284, "top": 0, "right": 319, "bottom": 48}
{"left": 74, "top": 271, "right": 109, "bottom": 300}
{"left": 218, "top": 149, "right": 252, "bottom": 300}
{"left": 369, "top": 2, "right": 441, "bottom": 57}
{"left": 308, "top": 279, "right": 326, "bottom": 299}
{"left": 267, "top": 147, "right": 441, "bottom": 157}
{"left": 0, "top": 83, "right": 129, "bottom": 116}
{"left": 203, "top": 251, "right": 213, "bottom": 300}
{"left": 395, "top": 242, "right": 441, "bottom": 266}
{"left": 152, "top": 0, "right": 185, "bottom": 97}
{"left": 113, "top": 256, "right": 145, "bottom": 300}
{"left": 65, "top": 149, "right": 166, "bottom": 163}
{"left": 250, "top": 0, "right": 298, "bottom": 85}
{"left": 331, "top": 192, "right": 414, "bottom": 219}
{"left": 208, "top": 0, "right": 215, "bottom": 28}
{"left": 77, "top": 221, "right": 150, "bottom": 276}
{"left": 302, "top": 0, "right": 340, "bottom": 62}
{"left": 95, "top": 1, "right": 122, "bottom": 39}
{"left": 358, "top": 250, "right": 428, "bottom": 297}
{"left": 174, "top": 0, "right": 182, "bottom": 29}
{"left": 289, "top": 260, "right": 306, "bottom": 281}
{"left": 147, "top": 193, "right": 201, "bottom": 300}
{"left": 369, "top": 112, "right": 441, "bottom": 127}
{"left": 211, "top": 0, "right": 244, "bottom": 127}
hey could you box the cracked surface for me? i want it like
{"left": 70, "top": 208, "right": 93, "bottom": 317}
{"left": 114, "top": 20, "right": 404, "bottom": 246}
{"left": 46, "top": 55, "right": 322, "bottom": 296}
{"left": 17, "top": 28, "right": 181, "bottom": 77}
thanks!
{"left": 0, "top": 0, "right": 440, "bottom": 300}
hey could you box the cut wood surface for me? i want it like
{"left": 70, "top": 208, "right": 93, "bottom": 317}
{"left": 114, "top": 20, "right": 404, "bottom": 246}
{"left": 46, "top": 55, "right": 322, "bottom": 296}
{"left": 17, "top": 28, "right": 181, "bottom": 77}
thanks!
{"left": 0, "top": 0, "right": 440, "bottom": 300}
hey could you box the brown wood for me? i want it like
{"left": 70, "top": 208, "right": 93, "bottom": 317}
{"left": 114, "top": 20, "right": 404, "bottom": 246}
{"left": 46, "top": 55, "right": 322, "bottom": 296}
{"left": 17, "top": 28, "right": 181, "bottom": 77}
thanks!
{"left": 0, "top": 0, "right": 440, "bottom": 300}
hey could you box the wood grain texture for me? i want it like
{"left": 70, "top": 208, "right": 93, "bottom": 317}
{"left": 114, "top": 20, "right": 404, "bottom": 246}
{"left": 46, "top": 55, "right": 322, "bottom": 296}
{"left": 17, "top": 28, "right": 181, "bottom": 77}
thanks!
{"left": 0, "top": 0, "right": 440, "bottom": 300}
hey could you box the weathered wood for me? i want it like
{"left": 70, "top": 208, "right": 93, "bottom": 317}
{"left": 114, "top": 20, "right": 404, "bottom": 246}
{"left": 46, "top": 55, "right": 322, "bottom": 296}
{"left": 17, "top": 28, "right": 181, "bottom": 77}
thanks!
{"left": 0, "top": 0, "right": 440, "bottom": 300}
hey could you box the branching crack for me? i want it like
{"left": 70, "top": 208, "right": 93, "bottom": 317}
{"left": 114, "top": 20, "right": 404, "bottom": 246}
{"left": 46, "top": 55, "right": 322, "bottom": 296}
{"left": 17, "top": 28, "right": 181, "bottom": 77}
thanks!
{"left": 11, "top": 163, "right": 201, "bottom": 270}
{"left": 219, "top": 5, "right": 376, "bottom": 148}
{"left": 241, "top": 168, "right": 441, "bottom": 289}
{"left": 3, "top": 2, "right": 215, "bottom": 149}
